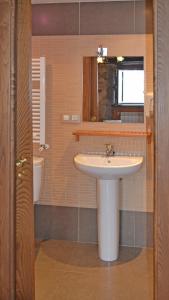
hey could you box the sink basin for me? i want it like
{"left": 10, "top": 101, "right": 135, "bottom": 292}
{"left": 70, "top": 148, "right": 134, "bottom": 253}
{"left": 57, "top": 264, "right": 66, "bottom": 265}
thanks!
{"left": 74, "top": 153, "right": 143, "bottom": 179}
{"left": 74, "top": 153, "right": 144, "bottom": 262}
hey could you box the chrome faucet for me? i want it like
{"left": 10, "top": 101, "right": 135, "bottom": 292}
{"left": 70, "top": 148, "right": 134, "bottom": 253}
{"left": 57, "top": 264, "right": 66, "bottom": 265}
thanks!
{"left": 105, "top": 144, "right": 115, "bottom": 157}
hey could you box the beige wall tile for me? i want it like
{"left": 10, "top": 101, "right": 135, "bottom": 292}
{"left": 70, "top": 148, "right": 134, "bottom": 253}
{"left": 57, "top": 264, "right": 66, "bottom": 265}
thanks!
{"left": 32, "top": 34, "right": 154, "bottom": 212}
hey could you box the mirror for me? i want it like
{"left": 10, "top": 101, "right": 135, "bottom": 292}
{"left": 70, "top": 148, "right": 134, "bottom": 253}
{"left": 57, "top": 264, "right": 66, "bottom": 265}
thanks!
{"left": 83, "top": 56, "right": 144, "bottom": 123}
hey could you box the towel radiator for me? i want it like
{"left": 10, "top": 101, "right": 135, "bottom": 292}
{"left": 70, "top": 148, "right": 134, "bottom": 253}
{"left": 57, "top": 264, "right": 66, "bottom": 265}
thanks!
{"left": 32, "top": 57, "right": 46, "bottom": 147}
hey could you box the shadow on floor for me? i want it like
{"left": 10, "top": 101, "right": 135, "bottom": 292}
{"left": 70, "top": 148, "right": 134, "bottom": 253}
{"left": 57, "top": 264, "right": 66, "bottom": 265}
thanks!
{"left": 36, "top": 240, "right": 142, "bottom": 268}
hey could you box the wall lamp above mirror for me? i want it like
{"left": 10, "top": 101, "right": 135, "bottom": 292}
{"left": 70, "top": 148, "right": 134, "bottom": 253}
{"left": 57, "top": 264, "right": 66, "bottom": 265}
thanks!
{"left": 97, "top": 46, "right": 107, "bottom": 63}
{"left": 83, "top": 56, "right": 144, "bottom": 123}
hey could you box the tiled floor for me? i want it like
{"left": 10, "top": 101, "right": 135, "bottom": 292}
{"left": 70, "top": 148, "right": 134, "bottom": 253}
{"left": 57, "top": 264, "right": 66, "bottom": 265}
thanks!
{"left": 35, "top": 240, "right": 153, "bottom": 300}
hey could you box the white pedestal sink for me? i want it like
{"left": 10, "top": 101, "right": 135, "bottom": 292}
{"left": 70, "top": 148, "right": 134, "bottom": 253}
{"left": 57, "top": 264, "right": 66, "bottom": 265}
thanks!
{"left": 74, "top": 153, "right": 143, "bottom": 262}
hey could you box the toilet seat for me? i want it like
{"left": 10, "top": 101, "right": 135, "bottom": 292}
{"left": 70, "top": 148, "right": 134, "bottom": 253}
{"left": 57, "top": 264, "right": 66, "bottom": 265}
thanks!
{"left": 33, "top": 156, "right": 44, "bottom": 166}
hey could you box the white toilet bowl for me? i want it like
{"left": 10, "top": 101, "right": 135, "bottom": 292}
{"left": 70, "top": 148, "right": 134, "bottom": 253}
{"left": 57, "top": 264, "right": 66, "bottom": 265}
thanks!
{"left": 33, "top": 156, "right": 44, "bottom": 203}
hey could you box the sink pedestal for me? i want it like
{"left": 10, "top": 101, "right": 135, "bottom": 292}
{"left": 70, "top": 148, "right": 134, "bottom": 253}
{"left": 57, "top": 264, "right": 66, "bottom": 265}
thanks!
{"left": 74, "top": 153, "right": 143, "bottom": 262}
{"left": 97, "top": 179, "right": 120, "bottom": 261}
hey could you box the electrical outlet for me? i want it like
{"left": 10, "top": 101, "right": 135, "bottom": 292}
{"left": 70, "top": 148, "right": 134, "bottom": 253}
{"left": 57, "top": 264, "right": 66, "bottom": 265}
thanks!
{"left": 62, "top": 114, "right": 71, "bottom": 122}
{"left": 71, "top": 115, "right": 81, "bottom": 122}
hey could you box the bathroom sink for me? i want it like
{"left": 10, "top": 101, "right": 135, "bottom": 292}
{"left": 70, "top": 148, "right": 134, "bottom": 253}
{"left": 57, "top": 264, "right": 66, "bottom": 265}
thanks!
{"left": 74, "top": 152, "right": 144, "bottom": 262}
{"left": 74, "top": 153, "right": 143, "bottom": 179}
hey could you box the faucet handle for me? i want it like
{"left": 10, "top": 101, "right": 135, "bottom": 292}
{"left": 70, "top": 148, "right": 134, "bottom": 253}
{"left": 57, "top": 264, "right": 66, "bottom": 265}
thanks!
{"left": 105, "top": 144, "right": 115, "bottom": 156}
{"left": 105, "top": 143, "right": 113, "bottom": 150}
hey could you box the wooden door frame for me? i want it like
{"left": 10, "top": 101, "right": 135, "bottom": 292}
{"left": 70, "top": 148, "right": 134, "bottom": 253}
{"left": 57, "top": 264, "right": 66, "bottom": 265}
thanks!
{"left": 154, "top": 0, "right": 169, "bottom": 299}
{"left": 0, "top": 0, "right": 169, "bottom": 299}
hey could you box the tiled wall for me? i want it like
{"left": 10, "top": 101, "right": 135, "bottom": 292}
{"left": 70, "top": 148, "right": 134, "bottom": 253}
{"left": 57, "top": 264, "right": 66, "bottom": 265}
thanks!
{"left": 32, "top": 34, "right": 154, "bottom": 213}
{"left": 35, "top": 205, "right": 154, "bottom": 248}
{"left": 32, "top": 0, "right": 153, "bottom": 35}
{"left": 121, "top": 112, "right": 144, "bottom": 123}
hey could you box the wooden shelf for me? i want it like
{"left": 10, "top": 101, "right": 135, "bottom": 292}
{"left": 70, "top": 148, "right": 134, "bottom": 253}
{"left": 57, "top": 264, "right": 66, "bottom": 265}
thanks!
{"left": 73, "top": 130, "right": 152, "bottom": 142}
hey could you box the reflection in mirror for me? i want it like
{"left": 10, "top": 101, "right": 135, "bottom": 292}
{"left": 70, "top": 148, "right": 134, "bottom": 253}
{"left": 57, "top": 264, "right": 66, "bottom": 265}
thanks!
{"left": 83, "top": 56, "right": 144, "bottom": 123}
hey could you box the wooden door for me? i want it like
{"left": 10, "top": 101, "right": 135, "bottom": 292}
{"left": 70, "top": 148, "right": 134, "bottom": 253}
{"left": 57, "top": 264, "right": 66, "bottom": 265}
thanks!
{"left": 0, "top": 2, "right": 15, "bottom": 299}
{"left": 15, "top": 1, "right": 35, "bottom": 299}
{"left": 0, "top": 1, "right": 34, "bottom": 299}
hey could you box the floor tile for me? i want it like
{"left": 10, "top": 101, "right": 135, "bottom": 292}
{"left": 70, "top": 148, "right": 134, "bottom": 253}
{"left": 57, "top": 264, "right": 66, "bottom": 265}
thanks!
{"left": 35, "top": 240, "right": 153, "bottom": 300}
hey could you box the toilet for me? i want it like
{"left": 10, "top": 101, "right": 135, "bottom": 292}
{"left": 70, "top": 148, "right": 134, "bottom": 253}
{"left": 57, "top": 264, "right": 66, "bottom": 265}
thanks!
{"left": 33, "top": 156, "right": 44, "bottom": 203}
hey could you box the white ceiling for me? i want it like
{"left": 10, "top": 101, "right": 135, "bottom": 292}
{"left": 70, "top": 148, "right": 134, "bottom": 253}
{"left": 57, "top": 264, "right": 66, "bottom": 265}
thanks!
{"left": 32, "top": 0, "right": 141, "bottom": 4}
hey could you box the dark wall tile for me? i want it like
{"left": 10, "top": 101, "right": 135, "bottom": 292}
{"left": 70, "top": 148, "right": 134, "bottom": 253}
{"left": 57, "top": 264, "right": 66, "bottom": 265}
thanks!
{"left": 78, "top": 208, "right": 98, "bottom": 243}
{"left": 35, "top": 205, "right": 51, "bottom": 239}
{"left": 35, "top": 205, "right": 78, "bottom": 241}
{"left": 35, "top": 205, "right": 153, "bottom": 248}
{"left": 120, "top": 210, "right": 135, "bottom": 247}
{"left": 135, "top": 211, "right": 154, "bottom": 247}
{"left": 80, "top": 2, "right": 134, "bottom": 35}
{"left": 135, "top": 1, "right": 146, "bottom": 33}
{"left": 32, "top": 1, "right": 153, "bottom": 36}
{"left": 32, "top": 4, "right": 79, "bottom": 36}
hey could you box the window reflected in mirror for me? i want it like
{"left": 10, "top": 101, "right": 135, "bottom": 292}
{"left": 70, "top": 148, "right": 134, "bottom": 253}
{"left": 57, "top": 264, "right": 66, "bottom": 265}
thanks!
{"left": 83, "top": 56, "right": 144, "bottom": 123}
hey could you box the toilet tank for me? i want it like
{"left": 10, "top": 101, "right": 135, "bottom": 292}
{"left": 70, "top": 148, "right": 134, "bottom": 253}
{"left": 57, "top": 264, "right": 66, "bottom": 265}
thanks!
{"left": 33, "top": 156, "right": 44, "bottom": 203}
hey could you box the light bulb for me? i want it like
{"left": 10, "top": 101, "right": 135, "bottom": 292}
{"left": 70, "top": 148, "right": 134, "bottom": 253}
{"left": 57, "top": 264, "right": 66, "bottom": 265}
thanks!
{"left": 117, "top": 56, "right": 124, "bottom": 62}
{"left": 97, "top": 57, "right": 104, "bottom": 63}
